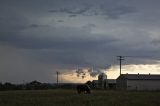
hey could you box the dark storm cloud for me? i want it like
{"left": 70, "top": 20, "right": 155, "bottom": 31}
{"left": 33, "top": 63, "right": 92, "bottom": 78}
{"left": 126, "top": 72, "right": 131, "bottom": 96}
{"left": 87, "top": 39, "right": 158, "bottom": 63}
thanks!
{"left": 48, "top": 6, "right": 91, "bottom": 17}
{"left": 48, "top": 2, "right": 135, "bottom": 19}
{"left": 48, "top": 7, "right": 90, "bottom": 14}
{"left": 29, "top": 24, "right": 48, "bottom": 28}
{"left": 0, "top": 35, "right": 51, "bottom": 49}
{"left": 0, "top": 15, "right": 27, "bottom": 31}
{"left": 151, "top": 39, "right": 160, "bottom": 45}
{"left": 101, "top": 6, "right": 136, "bottom": 19}
{"left": 0, "top": 21, "right": 121, "bottom": 69}
{"left": 0, "top": 30, "right": 118, "bottom": 50}
{"left": 1, "top": 0, "right": 160, "bottom": 83}
{"left": 57, "top": 20, "right": 64, "bottom": 23}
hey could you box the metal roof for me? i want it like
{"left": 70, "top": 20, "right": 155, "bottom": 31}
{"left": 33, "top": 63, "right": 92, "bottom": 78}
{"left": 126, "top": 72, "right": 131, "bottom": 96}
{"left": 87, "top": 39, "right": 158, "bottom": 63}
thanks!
{"left": 118, "top": 74, "right": 160, "bottom": 80}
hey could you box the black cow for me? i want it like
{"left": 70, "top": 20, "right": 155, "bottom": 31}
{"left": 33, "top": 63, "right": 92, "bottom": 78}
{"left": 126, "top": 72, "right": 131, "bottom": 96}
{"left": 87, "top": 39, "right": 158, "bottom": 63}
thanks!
{"left": 76, "top": 84, "right": 91, "bottom": 94}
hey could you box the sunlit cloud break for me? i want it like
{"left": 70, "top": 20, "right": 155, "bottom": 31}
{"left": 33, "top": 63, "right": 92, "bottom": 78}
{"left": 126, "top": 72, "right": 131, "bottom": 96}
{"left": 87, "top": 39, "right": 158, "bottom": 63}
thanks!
{"left": 59, "top": 64, "right": 160, "bottom": 83}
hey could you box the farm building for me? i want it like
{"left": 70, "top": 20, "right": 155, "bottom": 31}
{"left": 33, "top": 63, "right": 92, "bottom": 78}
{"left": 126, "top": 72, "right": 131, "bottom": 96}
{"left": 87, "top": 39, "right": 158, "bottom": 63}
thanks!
{"left": 92, "top": 73, "right": 107, "bottom": 89}
{"left": 116, "top": 74, "right": 160, "bottom": 90}
{"left": 98, "top": 73, "right": 108, "bottom": 89}
{"left": 91, "top": 73, "right": 116, "bottom": 89}
{"left": 107, "top": 79, "right": 116, "bottom": 89}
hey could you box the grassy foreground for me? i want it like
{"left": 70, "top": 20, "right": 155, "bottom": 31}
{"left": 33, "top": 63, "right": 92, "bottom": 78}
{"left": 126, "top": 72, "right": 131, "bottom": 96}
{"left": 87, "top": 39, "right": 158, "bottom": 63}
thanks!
{"left": 0, "top": 89, "right": 160, "bottom": 106}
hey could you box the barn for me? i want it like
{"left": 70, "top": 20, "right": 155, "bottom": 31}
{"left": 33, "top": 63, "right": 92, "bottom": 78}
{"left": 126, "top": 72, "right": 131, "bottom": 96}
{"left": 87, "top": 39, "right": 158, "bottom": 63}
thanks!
{"left": 116, "top": 74, "right": 160, "bottom": 90}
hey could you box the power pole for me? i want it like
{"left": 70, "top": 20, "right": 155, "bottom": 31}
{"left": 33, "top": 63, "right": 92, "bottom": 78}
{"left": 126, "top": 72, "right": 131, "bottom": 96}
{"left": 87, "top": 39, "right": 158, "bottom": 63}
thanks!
{"left": 117, "top": 56, "right": 124, "bottom": 75}
{"left": 117, "top": 55, "right": 151, "bottom": 76}
{"left": 56, "top": 71, "right": 59, "bottom": 85}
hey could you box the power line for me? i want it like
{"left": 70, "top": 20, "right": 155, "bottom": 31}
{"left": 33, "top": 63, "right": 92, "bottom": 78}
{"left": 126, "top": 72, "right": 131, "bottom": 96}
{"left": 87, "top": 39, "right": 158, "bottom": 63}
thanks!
{"left": 117, "top": 55, "right": 152, "bottom": 76}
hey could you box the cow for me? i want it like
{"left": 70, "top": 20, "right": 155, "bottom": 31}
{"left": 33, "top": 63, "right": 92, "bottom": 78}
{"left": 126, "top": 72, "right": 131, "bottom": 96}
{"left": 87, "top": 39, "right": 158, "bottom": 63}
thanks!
{"left": 76, "top": 84, "right": 91, "bottom": 94}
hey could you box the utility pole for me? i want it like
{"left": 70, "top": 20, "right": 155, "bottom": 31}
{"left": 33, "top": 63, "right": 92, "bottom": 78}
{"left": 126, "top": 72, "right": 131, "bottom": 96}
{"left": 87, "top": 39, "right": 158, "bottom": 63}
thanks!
{"left": 56, "top": 71, "right": 59, "bottom": 85}
{"left": 117, "top": 55, "right": 150, "bottom": 76}
{"left": 117, "top": 56, "right": 124, "bottom": 75}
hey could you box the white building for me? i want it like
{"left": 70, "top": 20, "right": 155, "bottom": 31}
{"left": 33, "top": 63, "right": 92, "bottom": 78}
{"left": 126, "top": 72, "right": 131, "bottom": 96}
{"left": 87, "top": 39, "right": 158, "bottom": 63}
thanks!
{"left": 116, "top": 74, "right": 160, "bottom": 90}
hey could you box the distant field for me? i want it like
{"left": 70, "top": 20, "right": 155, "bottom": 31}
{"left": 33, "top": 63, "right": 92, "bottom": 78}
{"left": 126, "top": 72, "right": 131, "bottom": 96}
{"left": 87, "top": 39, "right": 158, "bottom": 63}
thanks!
{"left": 0, "top": 89, "right": 160, "bottom": 106}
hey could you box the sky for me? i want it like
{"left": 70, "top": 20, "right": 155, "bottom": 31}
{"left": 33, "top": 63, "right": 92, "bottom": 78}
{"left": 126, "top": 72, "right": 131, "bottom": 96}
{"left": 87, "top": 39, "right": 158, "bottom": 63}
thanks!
{"left": 1, "top": 0, "right": 160, "bottom": 83}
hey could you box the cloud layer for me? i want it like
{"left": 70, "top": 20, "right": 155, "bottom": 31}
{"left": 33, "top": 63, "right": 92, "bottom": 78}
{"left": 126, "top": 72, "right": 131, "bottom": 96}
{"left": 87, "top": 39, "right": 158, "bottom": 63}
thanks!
{"left": 1, "top": 0, "right": 160, "bottom": 83}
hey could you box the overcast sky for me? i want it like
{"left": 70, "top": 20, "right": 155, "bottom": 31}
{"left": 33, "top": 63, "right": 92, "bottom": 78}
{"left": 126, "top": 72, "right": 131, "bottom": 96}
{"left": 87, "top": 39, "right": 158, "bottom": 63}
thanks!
{"left": 1, "top": 0, "right": 160, "bottom": 83}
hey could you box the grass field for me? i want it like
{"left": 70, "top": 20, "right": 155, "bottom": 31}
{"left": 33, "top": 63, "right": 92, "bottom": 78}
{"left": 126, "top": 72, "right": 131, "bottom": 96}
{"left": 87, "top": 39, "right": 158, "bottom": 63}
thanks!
{"left": 0, "top": 89, "right": 160, "bottom": 106}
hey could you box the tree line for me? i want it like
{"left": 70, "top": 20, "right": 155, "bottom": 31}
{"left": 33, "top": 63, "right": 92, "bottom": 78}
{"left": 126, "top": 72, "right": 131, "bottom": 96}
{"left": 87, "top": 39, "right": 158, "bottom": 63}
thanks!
{"left": 0, "top": 80, "right": 55, "bottom": 91}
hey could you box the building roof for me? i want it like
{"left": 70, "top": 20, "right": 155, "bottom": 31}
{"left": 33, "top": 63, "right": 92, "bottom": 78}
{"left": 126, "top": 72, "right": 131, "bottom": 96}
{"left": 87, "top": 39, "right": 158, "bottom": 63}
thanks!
{"left": 117, "top": 74, "right": 160, "bottom": 80}
{"left": 92, "top": 80, "right": 99, "bottom": 83}
{"left": 107, "top": 79, "right": 116, "bottom": 83}
{"left": 92, "top": 79, "right": 116, "bottom": 84}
